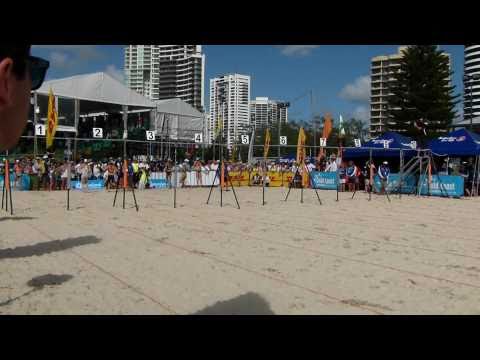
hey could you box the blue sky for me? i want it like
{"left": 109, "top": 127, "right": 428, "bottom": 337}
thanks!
{"left": 31, "top": 45, "right": 465, "bottom": 124}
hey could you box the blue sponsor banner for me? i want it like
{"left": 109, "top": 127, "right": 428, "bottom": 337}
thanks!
{"left": 150, "top": 179, "right": 168, "bottom": 189}
{"left": 373, "top": 173, "right": 416, "bottom": 193}
{"left": 418, "top": 175, "right": 464, "bottom": 197}
{"left": 70, "top": 179, "right": 104, "bottom": 190}
{"left": 310, "top": 171, "right": 338, "bottom": 190}
{"left": 0, "top": 174, "right": 16, "bottom": 187}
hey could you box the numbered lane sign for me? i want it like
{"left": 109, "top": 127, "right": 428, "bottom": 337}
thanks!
{"left": 123, "top": 130, "right": 128, "bottom": 139}
{"left": 354, "top": 139, "right": 362, "bottom": 147}
{"left": 241, "top": 135, "right": 249, "bottom": 144}
{"left": 319, "top": 138, "right": 327, "bottom": 147}
{"left": 279, "top": 136, "right": 287, "bottom": 145}
{"left": 383, "top": 140, "right": 389, "bottom": 149}
{"left": 194, "top": 133, "right": 203, "bottom": 143}
{"left": 35, "top": 124, "right": 46, "bottom": 136}
{"left": 410, "top": 141, "right": 417, "bottom": 149}
{"left": 146, "top": 131, "right": 155, "bottom": 141}
{"left": 93, "top": 128, "right": 103, "bottom": 138}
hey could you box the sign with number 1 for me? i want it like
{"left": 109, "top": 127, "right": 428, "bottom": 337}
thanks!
{"left": 35, "top": 124, "right": 46, "bottom": 136}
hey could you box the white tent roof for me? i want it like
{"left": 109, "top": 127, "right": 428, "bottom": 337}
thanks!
{"left": 35, "top": 72, "right": 157, "bottom": 108}
{"left": 155, "top": 98, "right": 203, "bottom": 118}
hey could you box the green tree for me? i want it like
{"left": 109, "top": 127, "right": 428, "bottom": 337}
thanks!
{"left": 388, "top": 45, "right": 460, "bottom": 141}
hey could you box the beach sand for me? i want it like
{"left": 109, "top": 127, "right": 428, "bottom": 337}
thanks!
{"left": 1, "top": 186, "right": 480, "bottom": 315}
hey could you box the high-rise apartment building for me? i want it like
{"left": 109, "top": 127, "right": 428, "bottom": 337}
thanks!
{"left": 370, "top": 46, "right": 451, "bottom": 137}
{"left": 124, "top": 45, "right": 205, "bottom": 112}
{"left": 250, "top": 97, "right": 289, "bottom": 129}
{"left": 369, "top": 46, "right": 407, "bottom": 137}
{"left": 209, "top": 74, "right": 251, "bottom": 148}
{"left": 464, "top": 45, "right": 480, "bottom": 119}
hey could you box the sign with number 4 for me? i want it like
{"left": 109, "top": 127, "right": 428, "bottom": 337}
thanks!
{"left": 194, "top": 133, "right": 203, "bottom": 143}
{"left": 146, "top": 131, "right": 155, "bottom": 141}
{"left": 319, "top": 138, "right": 327, "bottom": 147}
{"left": 354, "top": 139, "right": 362, "bottom": 147}
{"left": 279, "top": 136, "right": 287, "bottom": 145}
{"left": 93, "top": 128, "right": 103, "bottom": 138}
{"left": 35, "top": 124, "right": 46, "bottom": 136}
{"left": 241, "top": 135, "right": 249, "bottom": 144}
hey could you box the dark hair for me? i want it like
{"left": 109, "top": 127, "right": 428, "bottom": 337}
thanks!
{"left": 0, "top": 44, "right": 31, "bottom": 79}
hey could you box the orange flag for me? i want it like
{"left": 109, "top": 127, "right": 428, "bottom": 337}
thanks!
{"left": 4, "top": 159, "right": 10, "bottom": 192}
{"left": 318, "top": 113, "right": 333, "bottom": 161}
{"left": 123, "top": 160, "right": 128, "bottom": 189}
{"left": 296, "top": 127, "right": 306, "bottom": 165}
{"left": 46, "top": 88, "right": 58, "bottom": 149}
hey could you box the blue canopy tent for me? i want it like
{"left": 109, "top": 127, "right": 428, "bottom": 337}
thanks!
{"left": 343, "top": 132, "right": 418, "bottom": 159}
{"left": 428, "top": 128, "right": 480, "bottom": 156}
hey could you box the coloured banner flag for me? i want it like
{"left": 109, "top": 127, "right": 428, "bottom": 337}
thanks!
{"left": 214, "top": 116, "right": 222, "bottom": 139}
{"left": 264, "top": 128, "right": 271, "bottom": 159}
{"left": 339, "top": 114, "right": 346, "bottom": 138}
{"left": 46, "top": 88, "right": 58, "bottom": 148}
{"left": 296, "top": 127, "right": 306, "bottom": 164}
{"left": 318, "top": 113, "right": 333, "bottom": 160}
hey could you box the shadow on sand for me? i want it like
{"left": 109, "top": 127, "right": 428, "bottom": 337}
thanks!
{"left": 0, "top": 274, "right": 74, "bottom": 307}
{"left": 0, "top": 216, "right": 36, "bottom": 222}
{"left": 0, "top": 236, "right": 101, "bottom": 260}
{"left": 192, "top": 292, "right": 275, "bottom": 315}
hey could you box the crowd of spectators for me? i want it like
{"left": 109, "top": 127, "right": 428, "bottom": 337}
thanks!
{"left": 1, "top": 153, "right": 478, "bottom": 195}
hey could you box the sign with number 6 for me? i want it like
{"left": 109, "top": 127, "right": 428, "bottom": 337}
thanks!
{"left": 279, "top": 136, "right": 287, "bottom": 145}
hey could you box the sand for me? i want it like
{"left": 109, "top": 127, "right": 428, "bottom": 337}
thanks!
{"left": 1, "top": 186, "right": 480, "bottom": 315}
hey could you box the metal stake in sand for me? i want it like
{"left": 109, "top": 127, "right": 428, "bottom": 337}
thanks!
{"left": 2, "top": 151, "right": 13, "bottom": 215}
{"left": 66, "top": 139, "right": 72, "bottom": 210}
{"left": 113, "top": 114, "right": 139, "bottom": 212}
{"left": 206, "top": 135, "right": 240, "bottom": 209}
{"left": 284, "top": 162, "right": 321, "bottom": 205}
{"left": 173, "top": 144, "right": 177, "bottom": 208}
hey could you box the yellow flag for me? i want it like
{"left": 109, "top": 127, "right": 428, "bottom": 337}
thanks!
{"left": 263, "top": 128, "right": 271, "bottom": 159}
{"left": 214, "top": 115, "right": 222, "bottom": 138}
{"left": 46, "top": 88, "right": 58, "bottom": 148}
{"left": 296, "top": 127, "right": 306, "bottom": 165}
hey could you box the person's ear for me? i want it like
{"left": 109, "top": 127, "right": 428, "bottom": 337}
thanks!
{"left": 0, "top": 58, "right": 14, "bottom": 107}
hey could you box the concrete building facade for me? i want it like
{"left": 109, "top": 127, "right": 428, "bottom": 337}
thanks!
{"left": 464, "top": 45, "right": 480, "bottom": 120}
{"left": 124, "top": 45, "right": 205, "bottom": 112}
{"left": 250, "top": 97, "right": 289, "bottom": 129}
{"left": 209, "top": 74, "right": 251, "bottom": 148}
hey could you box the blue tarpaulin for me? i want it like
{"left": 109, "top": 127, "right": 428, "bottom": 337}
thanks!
{"left": 428, "top": 128, "right": 480, "bottom": 156}
{"left": 343, "top": 132, "right": 418, "bottom": 159}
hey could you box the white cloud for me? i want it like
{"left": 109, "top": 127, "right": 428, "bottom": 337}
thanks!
{"left": 339, "top": 76, "right": 371, "bottom": 103}
{"left": 276, "top": 45, "right": 320, "bottom": 57}
{"left": 32, "top": 45, "right": 104, "bottom": 61}
{"left": 352, "top": 105, "right": 370, "bottom": 122}
{"left": 105, "top": 64, "right": 124, "bottom": 83}
{"left": 50, "top": 51, "right": 69, "bottom": 69}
